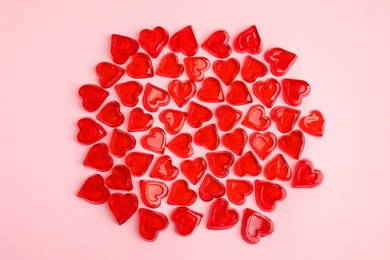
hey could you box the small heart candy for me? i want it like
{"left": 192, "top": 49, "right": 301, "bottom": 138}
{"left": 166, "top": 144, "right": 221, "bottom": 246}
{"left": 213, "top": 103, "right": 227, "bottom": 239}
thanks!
{"left": 197, "top": 77, "right": 225, "bottom": 103}
{"left": 298, "top": 110, "right": 325, "bottom": 137}
{"left": 126, "top": 52, "right": 154, "bottom": 78}
{"left": 187, "top": 101, "right": 213, "bottom": 128}
{"left": 233, "top": 25, "right": 262, "bottom": 54}
{"left": 78, "top": 84, "right": 109, "bottom": 112}
{"left": 270, "top": 106, "right": 301, "bottom": 133}
{"left": 249, "top": 131, "right": 277, "bottom": 160}
{"left": 194, "top": 124, "right": 220, "bottom": 150}
{"left": 226, "top": 179, "right": 253, "bottom": 205}
{"left": 127, "top": 107, "right": 154, "bottom": 132}
{"left": 234, "top": 151, "right": 262, "bottom": 177}
{"left": 141, "top": 127, "right": 166, "bottom": 154}
{"left": 138, "top": 208, "right": 169, "bottom": 242}
{"left": 264, "top": 47, "right": 297, "bottom": 77}
{"left": 241, "top": 56, "right": 268, "bottom": 83}
{"left": 169, "top": 25, "right": 198, "bottom": 56}
{"left": 149, "top": 155, "right": 179, "bottom": 181}
{"left": 77, "top": 118, "right": 107, "bottom": 145}
{"left": 83, "top": 143, "right": 113, "bottom": 172}
{"left": 254, "top": 180, "right": 287, "bottom": 212}
{"left": 215, "top": 104, "right": 243, "bottom": 132}
{"left": 226, "top": 81, "right": 253, "bottom": 105}
{"left": 167, "top": 179, "right": 197, "bottom": 206}
{"left": 222, "top": 127, "right": 247, "bottom": 156}
{"left": 125, "top": 152, "right": 154, "bottom": 177}
{"left": 106, "top": 164, "right": 133, "bottom": 191}
{"left": 213, "top": 58, "right": 240, "bottom": 85}
{"left": 242, "top": 104, "right": 271, "bottom": 131}
{"left": 282, "top": 78, "right": 310, "bottom": 106}
{"left": 108, "top": 192, "right": 138, "bottom": 225}
{"left": 292, "top": 159, "right": 324, "bottom": 188}
{"left": 171, "top": 207, "right": 203, "bottom": 236}
{"left": 207, "top": 198, "right": 239, "bottom": 230}
{"left": 241, "top": 208, "right": 274, "bottom": 244}
{"left": 206, "top": 151, "right": 235, "bottom": 178}
{"left": 264, "top": 154, "right": 292, "bottom": 181}
{"left": 168, "top": 79, "right": 196, "bottom": 107}
{"left": 253, "top": 78, "right": 281, "bottom": 108}
{"left": 110, "top": 34, "right": 139, "bottom": 64}
{"left": 199, "top": 174, "right": 225, "bottom": 202}
{"left": 156, "top": 52, "right": 184, "bottom": 78}
{"left": 140, "top": 180, "right": 169, "bottom": 208}
{"left": 109, "top": 128, "right": 136, "bottom": 157}
{"left": 180, "top": 157, "right": 207, "bottom": 185}
{"left": 167, "top": 133, "right": 194, "bottom": 158}
{"left": 184, "top": 56, "right": 210, "bottom": 82}
{"left": 77, "top": 174, "right": 110, "bottom": 204}
{"left": 139, "top": 26, "right": 169, "bottom": 58}
{"left": 201, "top": 30, "right": 232, "bottom": 58}
{"left": 143, "top": 83, "right": 170, "bottom": 112}
{"left": 115, "top": 81, "right": 143, "bottom": 107}
{"left": 159, "top": 109, "right": 187, "bottom": 135}
{"left": 96, "top": 62, "right": 125, "bottom": 89}
{"left": 278, "top": 130, "right": 305, "bottom": 160}
{"left": 96, "top": 101, "right": 124, "bottom": 128}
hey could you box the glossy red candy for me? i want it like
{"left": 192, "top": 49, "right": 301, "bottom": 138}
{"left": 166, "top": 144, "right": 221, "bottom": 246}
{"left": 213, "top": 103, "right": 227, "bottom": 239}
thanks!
{"left": 199, "top": 174, "right": 225, "bottom": 202}
{"left": 108, "top": 192, "right": 138, "bottom": 225}
{"left": 197, "top": 77, "right": 225, "bottom": 102}
{"left": 184, "top": 57, "right": 210, "bottom": 82}
{"left": 249, "top": 132, "right": 277, "bottom": 160}
{"left": 270, "top": 106, "right": 301, "bottom": 133}
{"left": 126, "top": 53, "right": 154, "bottom": 78}
{"left": 292, "top": 159, "right": 324, "bottom": 188}
{"left": 159, "top": 109, "right": 187, "bottom": 135}
{"left": 156, "top": 53, "right": 184, "bottom": 78}
{"left": 149, "top": 155, "right": 179, "bottom": 181}
{"left": 282, "top": 78, "right": 310, "bottom": 106}
{"left": 254, "top": 180, "right": 287, "bottom": 212}
{"left": 78, "top": 84, "right": 109, "bottom": 112}
{"left": 125, "top": 152, "right": 154, "bottom": 177}
{"left": 83, "top": 143, "right": 113, "bottom": 172}
{"left": 96, "top": 101, "right": 124, "bottom": 128}
{"left": 253, "top": 78, "right": 281, "bottom": 108}
{"left": 140, "top": 180, "right": 168, "bottom": 208}
{"left": 115, "top": 81, "right": 143, "bottom": 107}
{"left": 222, "top": 128, "right": 247, "bottom": 156}
{"left": 127, "top": 107, "right": 154, "bottom": 132}
{"left": 167, "top": 133, "right": 194, "bottom": 158}
{"left": 139, "top": 26, "right": 169, "bottom": 58}
{"left": 96, "top": 62, "right": 125, "bottom": 89}
{"left": 278, "top": 130, "right": 305, "bottom": 160}
{"left": 213, "top": 58, "right": 240, "bottom": 85}
{"left": 264, "top": 154, "right": 292, "bottom": 181}
{"left": 143, "top": 83, "right": 170, "bottom": 112}
{"left": 110, "top": 34, "right": 139, "bottom": 64}
{"left": 167, "top": 179, "right": 197, "bottom": 206}
{"left": 234, "top": 151, "right": 262, "bottom": 177}
{"left": 207, "top": 198, "right": 239, "bottom": 230}
{"left": 201, "top": 30, "right": 232, "bottom": 58}
{"left": 233, "top": 25, "right": 262, "bottom": 54}
{"left": 77, "top": 174, "right": 110, "bottom": 204}
{"left": 168, "top": 79, "right": 196, "bottom": 107}
{"left": 226, "top": 81, "right": 253, "bottom": 105}
{"left": 241, "top": 56, "right": 268, "bottom": 83}
{"left": 194, "top": 124, "right": 220, "bottom": 150}
{"left": 299, "top": 110, "right": 325, "bottom": 137}
{"left": 169, "top": 25, "right": 198, "bottom": 56}
{"left": 264, "top": 47, "right": 297, "bottom": 76}
{"left": 215, "top": 104, "right": 242, "bottom": 132}
{"left": 77, "top": 118, "right": 106, "bottom": 145}
{"left": 241, "top": 208, "right": 274, "bottom": 244}
{"left": 226, "top": 179, "right": 253, "bottom": 205}
{"left": 180, "top": 157, "right": 207, "bottom": 185}
{"left": 141, "top": 127, "right": 166, "bottom": 154}
{"left": 109, "top": 128, "right": 136, "bottom": 157}
{"left": 206, "top": 151, "right": 234, "bottom": 178}
{"left": 138, "top": 208, "right": 169, "bottom": 242}
{"left": 242, "top": 104, "right": 271, "bottom": 131}
{"left": 187, "top": 101, "right": 213, "bottom": 128}
{"left": 171, "top": 207, "right": 203, "bottom": 236}
{"left": 106, "top": 164, "right": 133, "bottom": 191}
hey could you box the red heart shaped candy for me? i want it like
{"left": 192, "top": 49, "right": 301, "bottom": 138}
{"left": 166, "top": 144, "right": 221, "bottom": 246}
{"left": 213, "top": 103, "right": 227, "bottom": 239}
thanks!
{"left": 249, "top": 132, "right": 277, "bottom": 160}
{"left": 115, "top": 81, "right": 143, "bottom": 107}
{"left": 78, "top": 84, "right": 109, "bottom": 112}
{"left": 270, "top": 106, "right": 301, "bottom": 133}
{"left": 194, "top": 124, "right": 220, "bottom": 150}
{"left": 110, "top": 34, "right": 139, "bottom": 64}
{"left": 125, "top": 152, "right": 154, "bottom": 177}
{"left": 213, "top": 58, "right": 240, "bottom": 85}
{"left": 201, "top": 30, "right": 232, "bottom": 58}
{"left": 234, "top": 151, "right": 262, "bottom": 177}
{"left": 96, "top": 62, "right": 125, "bottom": 89}
{"left": 180, "top": 157, "right": 207, "bottom": 185}
{"left": 156, "top": 52, "right": 184, "bottom": 78}
{"left": 278, "top": 130, "right": 305, "bottom": 160}
{"left": 184, "top": 56, "right": 210, "bottom": 82}
{"left": 241, "top": 208, "right": 274, "bottom": 244}
{"left": 187, "top": 101, "right": 213, "bottom": 128}
{"left": 226, "top": 81, "right": 253, "bottom": 105}
{"left": 141, "top": 127, "right": 166, "bottom": 154}
{"left": 233, "top": 25, "right": 262, "bottom": 54}
{"left": 168, "top": 79, "right": 196, "bottom": 107}
{"left": 126, "top": 53, "right": 154, "bottom": 78}
{"left": 149, "top": 155, "right": 179, "bottom": 181}
{"left": 299, "top": 110, "right": 325, "bottom": 137}
{"left": 167, "top": 179, "right": 197, "bottom": 206}
{"left": 83, "top": 143, "right": 113, "bottom": 172}
{"left": 167, "top": 133, "right": 194, "bottom": 158}
{"left": 264, "top": 47, "right": 297, "bottom": 77}
{"left": 77, "top": 118, "right": 107, "bottom": 145}
{"left": 199, "top": 174, "right": 225, "bottom": 202}
{"left": 127, "top": 107, "right": 154, "bottom": 132}
{"left": 242, "top": 104, "right": 271, "bottom": 131}
{"left": 226, "top": 179, "right": 253, "bottom": 205}
{"left": 138, "top": 208, "right": 169, "bottom": 242}
{"left": 108, "top": 192, "right": 138, "bottom": 225}
{"left": 109, "top": 128, "right": 136, "bottom": 157}
{"left": 159, "top": 109, "right": 187, "bottom": 135}
{"left": 241, "top": 56, "right": 268, "bottom": 83}
{"left": 207, "top": 198, "right": 239, "bottom": 230}
{"left": 253, "top": 78, "right": 281, "bottom": 108}
{"left": 282, "top": 78, "right": 310, "bottom": 106}
{"left": 106, "top": 164, "right": 133, "bottom": 191}
{"left": 140, "top": 180, "right": 169, "bottom": 208}
{"left": 264, "top": 154, "right": 292, "bottom": 181}
{"left": 292, "top": 159, "right": 324, "bottom": 188}
{"left": 206, "top": 151, "right": 235, "bottom": 178}
{"left": 222, "top": 128, "right": 247, "bottom": 156}
{"left": 197, "top": 77, "right": 225, "bottom": 103}
{"left": 96, "top": 101, "right": 124, "bottom": 127}
{"left": 215, "top": 104, "right": 243, "bottom": 132}
{"left": 143, "top": 83, "right": 170, "bottom": 112}
{"left": 77, "top": 174, "right": 110, "bottom": 204}
{"left": 254, "top": 180, "right": 287, "bottom": 212}
{"left": 139, "top": 26, "right": 169, "bottom": 58}
{"left": 171, "top": 207, "right": 203, "bottom": 236}
{"left": 169, "top": 25, "right": 198, "bottom": 56}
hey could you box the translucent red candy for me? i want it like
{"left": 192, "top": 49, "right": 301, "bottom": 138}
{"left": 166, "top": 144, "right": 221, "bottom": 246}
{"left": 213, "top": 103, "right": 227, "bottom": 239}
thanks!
{"left": 264, "top": 47, "right": 297, "bottom": 76}
{"left": 96, "top": 101, "right": 124, "bottom": 127}
{"left": 78, "top": 84, "right": 109, "bottom": 112}
{"left": 127, "top": 107, "right": 154, "bottom": 132}
{"left": 222, "top": 128, "right": 247, "bottom": 156}
{"left": 270, "top": 106, "right": 301, "bottom": 133}
{"left": 106, "top": 164, "right": 133, "bottom": 191}
{"left": 253, "top": 78, "right": 281, "bottom": 108}
{"left": 109, "top": 128, "right": 136, "bottom": 157}
{"left": 167, "top": 133, "right": 194, "bottom": 158}
{"left": 226, "top": 81, "right": 253, "bottom": 105}
{"left": 115, "top": 81, "right": 143, "bottom": 107}
{"left": 110, "top": 34, "right": 139, "bottom": 65}
{"left": 167, "top": 179, "right": 197, "bottom": 206}
{"left": 156, "top": 53, "right": 184, "bottom": 78}
{"left": 149, "top": 155, "right": 179, "bottom": 181}
{"left": 77, "top": 118, "right": 106, "bottom": 145}
{"left": 264, "top": 154, "right": 292, "bottom": 181}
{"left": 199, "top": 174, "right": 225, "bottom": 202}
{"left": 171, "top": 207, "right": 203, "bottom": 236}
{"left": 241, "top": 208, "right": 274, "bottom": 244}
{"left": 249, "top": 131, "right": 277, "bottom": 160}
{"left": 184, "top": 56, "right": 210, "bottom": 82}
{"left": 282, "top": 78, "right": 310, "bottom": 106}
{"left": 140, "top": 180, "right": 168, "bottom": 208}
{"left": 126, "top": 53, "right": 154, "bottom": 78}
{"left": 108, "top": 192, "right": 138, "bottom": 225}
{"left": 215, "top": 104, "right": 242, "bottom": 132}
{"left": 206, "top": 151, "right": 235, "bottom": 178}
{"left": 78, "top": 174, "right": 110, "bottom": 204}
{"left": 83, "top": 143, "right": 113, "bottom": 172}
{"left": 241, "top": 56, "right": 268, "bottom": 83}
{"left": 141, "top": 127, "right": 166, "bottom": 154}
{"left": 254, "top": 180, "right": 287, "bottom": 212}
{"left": 138, "top": 208, "right": 169, "bottom": 242}
{"left": 213, "top": 58, "right": 240, "bottom": 85}
{"left": 197, "top": 77, "right": 225, "bottom": 103}
{"left": 234, "top": 151, "right": 262, "bottom": 177}
{"left": 139, "top": 26, "right": 169, "bottom": 58}
{"left": 187, "top": 102, "right": 213, "bottom": 128}
{"left": 168, "top": 79, "right": 196, "bottom": 107}
{"left": 233, "top": 25, "right": 262, "bottom": 54}
{"left": 207, "top": 198, "right": 239, "bottom": 230}
{"left": 169, "top": 25, "right": 198, "bottom": 56}
{"left": 125, "top": 152, "right": 154, "bottom": 177}
{"left": 202, "top": 30, "right": 232, "bottom": 58}
{"left": 180, "top": 157, "right": 207, "bottom": 185}
{"left": 142, "top": 83, "right": 170, "bottom": 112}
{"left": 242, "top": 104, "right": 271, "bottom": 131}
{"left": 194, "top": 124, "right": 220, "bottom": 150}
{"left": 299, "top": 110, "right": 325, "bottom": 137}
{"left": 278, "top": 129, "right": 305, "bottom": 160}
{"left": 159, "top": 109, "right": 187, "bottom": 135}
{"left": 292, "top": 159, "right": 324, "bottom": 188}
{"left": 226, "top": 179, "right": 253, "bottom": 205}
{"left": 95, "top": 62, "right": 125, "bottom": 88}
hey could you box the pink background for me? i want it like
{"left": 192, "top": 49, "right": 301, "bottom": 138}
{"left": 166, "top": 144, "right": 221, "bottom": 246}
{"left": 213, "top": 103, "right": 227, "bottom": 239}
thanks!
{"left": 1, "top": 0, "right": 390, "bottom": 259}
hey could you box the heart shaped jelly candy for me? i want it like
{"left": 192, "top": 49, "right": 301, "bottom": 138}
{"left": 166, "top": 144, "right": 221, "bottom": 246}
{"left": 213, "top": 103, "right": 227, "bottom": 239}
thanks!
{"left": 270, "top": 106, "right": 301, "bottom": 133}
{"left": 156, "top": 53, "right": 184, "bottom": 78}
{"left": 106, "top": 164, "right": 133, "bottom": 191}
{"left": 241, "top": 56, "right": 268, "bottom": 83}
{"left": 126, "top": 52, "right": 154, "bottom": 78}
{"left": 77, "top": 118, "right": 107, "bottom": 145}
{"left": 207, "top": 198, "right": 239, "bottom": 230}
{"left": 299, "top": 110, "right": 325, "bottom": 137}
{"left": 226, "top": 179, "right": 253, "bottom": 205}
{"left": 253, "top": 78, "right": 281, "bottom": 108}
{"left": 222, "top": 128, "right": 247, "bottom": 156}
{"left": 202, "top": 30, "right": 232, "bottom": 58}
{"left": 254, "top": 180, "right": 286, "bottom": 212}
{"left": 96, "top": 101, "right": 124, "bottom": 128}
{"left": 199, "top": 174, "right": 225, "bottom": 202}
{"left": 141, "top": 127, "right": 166, "bottom": 154}
{"left": 234, "top": 151, "right": 262, "bottom": 177}
{"left": 159, "top": 109, "right": 187, "bottom": 135}
{"left": 171, "top": 207, "right": 203, "bottom": 236}
{"left": 242, "top": 104, "right": 271, "bottom": 131}
{"left": 125, "top": 152, "right": 154, "bottom": 177}
{"left": 194, "top": 124, "right": 220, "bottom": 150}
{"left": 215, "top": 104, "right": 243, "bottom": 132}
{"left": 110, "top": 34, "right": 139, "bottom": 64}
{"left": 167, "top": 179, "right": 197, "bottom": 206}
{"left": 108, "top": 192, "right": 138, "bottom": 225}
{"left": 140, "top": 180, "right": 169, "bottom": 208}
{"left": 168, "top": 79, "right": 196, "bottom": 107}
{"left": 241, "top": 208, "right": 274, "bottom": 244}
{"left": 138, "top": 208, "right": 169, "bottom": 242}
{"left": 149, "top": 155, "right": 179, "bottom": 181}
{"left": 180, "top": 157, "right": 207, "bottom": 185}
{"left": 233, "top": 25, "right": 262, "bottom": 54}
{"left": 115, "top": 81, "right": 143, "bottom": 107}
{"left": 282, "top": 78, "right": 310, "bottom": 106}
{"left": 96, "top": 62, "right": 125, "bottom": 89}
{"left": 127, "top": 107, "right": 154, "bottom": 132}
{"left": 206, "top": 151, "right": 235, "bottom": 178}
{"left": 167, "top": 133, "right": 194, "bottom": 158}
{"left": 77, "top": 174, "right": 110, "bottom": 204}
{"left": 139, "top": 26, "right": 169, "bottom": 58}
{"left": 78, "top": 84, "right": 109, "bottom": 112}
{"left": 169, "top": 25, "right": 198, "bottom": 56}
{"left": 278, "top": 130, "right": 305, "bottom": 160}
{"left": 109, "top": 128, "right": 136, "bottom": 157}
{"left": 264, "top": 154, "right": 292, "bottom": 181}
{"left": 184, "top": 57, "right": 210, "bottom": 82}
{"left": 292, "top": 159, "right": 324, "bottom": 188}
{"left": 83, "top": 143, "right": 113, "bottom": 172}
{"left": 197, "top": 77, "right": 225, "bottom": 103}
{"left": 249, "top": 132, "right": 277, "bottom": 160}
{"left": 213, "top": 58, "right": 240, "bottom": 85}
{"left": 143, "top": 83, "right": 170, "bottom": 112}
{"left": 226, "top": 81, "right": 253, "bottom": 105}
{"left": 264, "top": 47, "right": 297, "bottom": 76}
{"left": 187, "top": 101, "right": 213, "bottom": 128}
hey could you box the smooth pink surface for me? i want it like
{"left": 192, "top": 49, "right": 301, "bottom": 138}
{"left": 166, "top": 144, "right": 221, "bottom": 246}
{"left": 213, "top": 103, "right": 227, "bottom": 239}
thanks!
{"left": 1, "top": 0, "right": 390, "bottom": 259}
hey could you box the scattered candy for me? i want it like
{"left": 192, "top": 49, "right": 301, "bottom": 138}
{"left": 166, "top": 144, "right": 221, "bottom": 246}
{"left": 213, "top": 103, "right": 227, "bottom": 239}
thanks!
{"left": 110, "top": 34, "right": 139, "bottom": 65}
{"left": 108, "top": 192, "right": 138, "bottom": 225}
{"left": 115, "top": 81, "right": 143, "bottom": 107}
{"left": 78, "top": 84, "right": 109, "bottom": 112}
{"left": 127, "top": 107, "right": 154, "bottom": 132}
{"left": 106, "top": 164, "right": 133, "bottom": 191}
{"left": 167, "top": 179, "right": 197, "bottom": 206}
{"left": 206, "top": 151, "right": 235, "bottom": 178}
{"left": 241, "top": 208, "right": 274, "bottom": 244}
{"left": 292, "top": 159, "right": 324, "bottom": 188}
{"left": 202, "top": 30, "right": 232, "bottom": 58}
{"left": 171, "top": 207, "right": 203, "bottom": 236}
{"left": 299, "top": 110, "right": 325, "bottom": 137}
{"left": 194, "top": 124, "right": 220, "bottom": 150}
{"left": 78, "top": 174, "right": 110, "bottom": 204}
{"left": 264, "top": 47, "right": 297, "bottom": 76}
{"left": 180, "top": 157, "right": 207, "bottom": 185}
{"left": 187, "top": 101, "right": 213, "bottom": 128}
{"left": 77, "top": 118, "right": 107, "bottom": 145}
{"left": 184, "top": 56, "right": 210, "bottom": 82}
{"left": 126, "top": 52, "right": 154, "bottom": 78}
{"left": 159, "top": 109, "right": 187, "bottom": 135}
{"left": 96, "top": 62, "right": 125, "bottom": 88}
{"left": 139, "top": 26, "right": 169, "bottom": 58}
{"left": 207, "top": 198, "right": 239, "bottom": 230}
{"left": 125, "top": 152, "right": 154, "bottom": 177}
{"left": 226, "top": 179, "right": 253, "bottom": 205}
{"left": 138, "top": 208, "right": 169, "bottom": 241}
{"left": 140, "top": 180, "right": 169, "bottom": 208}
{"left": 96, "top": 101, "right": 124, "bottom": 128}
{"left": 168, "top": 79, "right": 196, "bottom": 107}
{"left": 254, "top": 180, "right": 287, "bottom": 212}
{"left": 199, "top": 174, "right": 225, "bottom": 202}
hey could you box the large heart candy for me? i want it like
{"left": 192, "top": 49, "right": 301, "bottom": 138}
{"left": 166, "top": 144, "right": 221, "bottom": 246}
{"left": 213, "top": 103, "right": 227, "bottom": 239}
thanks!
{"left": 168, "top": 79, "right": 196, "bottom": 107}
{"left": 139, "top": 26, "right": 169, "bottom": 58}
{"left": 197, "top": 77, "right": 225, "bottom": 103}
{"left": 187, "top": 101, "right": 213, "bottom": 128}
{"left": 115, "top": 81, "right": 143, "bottom": 107}
{"left": 126, "top": 53, "right": 154, "bottom": 78}
{"left": 226, "top": 81, "right": 253, "bottom": 105}
{"left": 171, "top": 207, "right": 203, "bottom": 236}
{"left": 167, "top": 133, "right": 194, "bottom": 158}
{"left": 96, "top": 101, "right": 124, "bottom": 128}
{"left": 141, "top": 127, "right": 166, "bottom": 154}
{"left": 242, "top": 104, "right": 271, "bottom": 131}
{"left": 180, "top": 157, "right": 207, "bottom": 185}
{"left": 127, "top": 107, "right": 154, "bottom": 132}
{"left": 264, "top": 47, "right": 297, "bottom": 76}
{"left": 234, "top": 151, "right": 262, "bottom": 177}
{"left": 282, "top": 78, "right": 310, "bottom": 106}
{"left": 194, "top": 124, "right": 220, "bottom": 150}
{"left": 95, "top": 62, "right": 125, "bottom": 89}
{"left": 201, "top": 30, "right": 232, "bottom": 58}
{"left": 254, "top": 180, "right": 287, "bottom": 212}
{"left": 77, "top": 118, "right": 107, "bottom": 145}
{"left": 213, "top": 58, "right": 240, "bottom": 85}
{"left": 206, "top": 151, "right": 235, "bottom": 178}
{"left": 222, "top": 127, "right": 247, "bottom": 156}
{"left": 109, "top": 128, "right": 136, "bottom": 157}
{"left": 233, "top": 25, "right": 262, "bottom": 54}
{"left": 140, "top": 180, "right": 169, "bottom": 208}
{"left": 78, "top": 84, "right": 109, "bottom": 112}
{"left": 108, "top": 192, "right": 138, "bottom": 225}
{"left": 106, "top": 164, "right": 133, "bottom": 191}
{"left": 264, "top": 154, "right": 292, "bottom": 181}
{"left": 143, "top": 83, "right": 170, "bottom": 112}
{"left": 207, "top": 198, "right": 239, "bottom": 230}
{"left": 215, "top": 104, "right": 243, "bottom": 132}
{"left": 292, "top": 159, "right": 324, "bottom": 188}
{"left": 226, "top": 179, "right": 253, "bottom": 205}
{"left": 169, "top": 25, "right": 198, "bottom": 56}
{"left": 83, "top": 143, "right": 113, "bottom": 172}
{"left": 110, "top": 34, "right": 139, "bottom": 64}
{"left": 184, "top": 56, "right": 210, "bottom": 82}
{"left": 299, "top": 110, "right": 325, "bottom": 137}
{"left": 241, "top": 208, "right": 274, "bottom": 244}
{"left": 253, "top": 78, "right": 281, "bottom": 108}
{"left": 125, "top": 152, "right": 154, "bottom": 177}
{"left": 241, "top": 56, "right": 268, "bottom": 83}
{"left": 270, "top": 106, "right": 301, "bottom": 133}
{"left": 156, "top": 53, "right": 184, "bottom": 78}
{"left": 249, "top": 132, "right": 277, "bottom": 160}
{"left": 138, "top": 208, "right": 169, "bottom": 242}
{"left": 167, "top": 179, "right": 197, "bottom": 206}
{"left": 77, "top": 174, "right": 110, "bottom": 204}
{"left": 278, "top": 130, "right": 305, "bottom": 160}
{"left": 199, "top": 174, "right": 225, "bottom": 202}
{"left": 159, "top": 109, "right": 187, "bottom": 135}
{"left": 149, "top": 155, "right": 179, "bottom": 181}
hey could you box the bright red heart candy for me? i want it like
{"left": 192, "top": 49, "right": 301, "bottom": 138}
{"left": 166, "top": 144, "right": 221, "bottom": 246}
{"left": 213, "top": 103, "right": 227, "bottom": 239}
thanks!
{"left": 254, "top": 180, "right": 287, "bottom": 212}
{"left": 108, "top": 192, "right": 138, "bottom": 225}
{"left": 282, "top": 78, "right": 310, "bottom": 106}
{"left": 270, "top": 106, "right": 301, "bottom": 133}
{"left": 213, "top": 58, "right": 240, "bottom": 85}
{"left": 167, "top": 133, "right": 194, "bottom": 158}
{"left": 278, "top": 130, "right": 305, "bottom": 160}
{"left": 156, "top": 53, "right": 184, "bottom": 78}
{"left": 78, "top": 84, "right": 109, "bottom": 112}
{"left": 249, "top": 131, "right": 277, "bottom": 160}
{"left": 299, "top": 110, "right": 325, "bottom": 137}
{"left": 143, "top": 83, "right": 170, "bottom": 112}
{"left": 169, "top": 25, "right": 198, "bottom": 56}
{"left": 109, "top": 128, "right": 136, "bottom": 157}
{"left": 253, "top": 78, "right": 281, "bottom": 108}
{"left": 241, "top": 56, "right": 268, "bottom": 83}
{"left": 110, "top": 34, "right": 139, "bottom": 64}
{"left": 241, "top": 208, "right": 274, "bottom": 244}
{"left": 194, "top": 124, "right": 220, "bottom": 150}
{"left": 141, "top": 127, "right": 166, "bottom": 154}
{"left": 264, "top": 154, "right": 292, "bottom": 181}
{"left": 83, "top": 143, "right": 113, "bottom": 172}
{"left": 140, "top": 180, "right": 169, "bottom": 208}
{"left": 149, "top": 155, "right": 179, "bottom": 181}
{"left": 184, "top": 57, "right": 210, "bottom": 82}
{"left": 127, "top": 107, "right": 154, "bottom": 132}
{"left": 233, "top": 25, "right": 262, "bottom": 54}
{"left": 242, "top": 104, "right": 271, "bottom": 131}
{"left": 159, "top": 109, "right": 187, "bottom": 135}
{"left": 96, "top": 62, "right": 125, "bottom": 89}
{"left": 187, "top": 101, "right": 213, "bottom": 128}
{"left": 292, "top": 159, "right": 324, "bottom": 188}
{"left": 168, "top": 79, "right": 196, "bottom": 107}
{"left": 125, "top": 152, "right": 154, "bottom": 177}
{"left": 180, "top": 157, "right": 207, "bottom": 185}
{"left": 77, "top": 174, "right": 110, "bottom": 204}
{"left": 126, "top": 53, "right": 154, "bottom": 78}
{"left": 77, "top": 118, "right": 107, "bottom": 145}
{"left": 215, "top": 104, "right": 242, "bottom": 132}
{"left": 197, "top": 77, "right": 225, "bottom": 103}
{"left": 106, "top": 164, "right": 133, "bottom": 191}
{"left": 139, "top": 26, "right": 169, "bottom": 58}
{"left": 206, "top": 151, "right": 235, "bottom": 178}
{"left": 226, "top": 81, "right": 253, "bottom": 105}
{"left": 234, "top": 151, "right": 262, "bottom": 177}
{"left": 138, "top": 208, "right": 169, "bottom": 242}
{"left": 222, "top": 128, "right": 247, "bottom": 156}
{"left": 264, "top": 47, "right": 297, "bottom": 77}
{"left": 226, "top": 179, "right": 253, "bottom": 205}
{"left": 167, "top": 179, "right": 197, "bottom": 206}
{"left": 207, "top": 198, "right": 239, "bottom": 230}
{"left": 199, "top": 174, "right": 225, "bottom": 202}
{"left": 96, "top": 101, "right": 124, "bottom": 127}
{"left": 171, "top": 207, "right": 203, "bottom": 236}
{"left": 201, "top": 30, "right": 232, "bottom": 58}
{"left": 115, "top": 81, "right": 143, "bottom": 107}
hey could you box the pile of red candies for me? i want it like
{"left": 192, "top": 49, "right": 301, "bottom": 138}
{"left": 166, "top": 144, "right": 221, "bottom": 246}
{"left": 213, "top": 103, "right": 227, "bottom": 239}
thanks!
{"left": 76, "top": 25, "right": 325, "bottom": 244}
